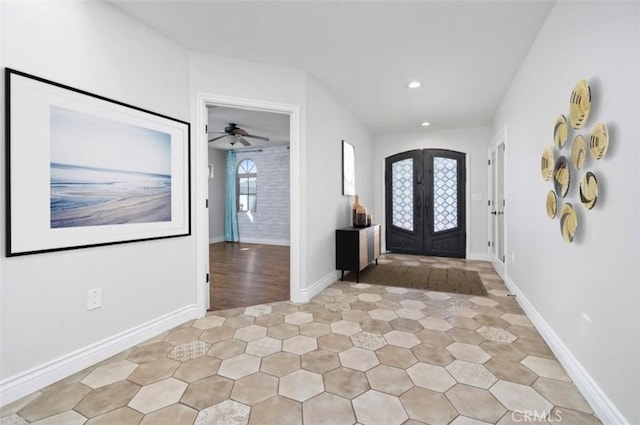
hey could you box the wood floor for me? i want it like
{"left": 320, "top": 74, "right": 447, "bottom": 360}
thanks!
{"left": 209, "top": 242, "right": 290, "bottom": 311}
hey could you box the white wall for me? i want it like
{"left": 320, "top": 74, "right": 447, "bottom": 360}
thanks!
{"left": 207, "top": 147, "right": 226, "bottom": 242}
{"left": 189, "top": 51, "right": 307, "bottom": 305}
{"left": 190, "top": 52, "right": 307, "bottom": 107}
{"left": 1, "top": 1, "right": 195, "bottom": 404}
{"left": 190, "top": 54, "right": 375, "bottom": 299}
{"left": 374, "top": 127, "right": 492, "bottom": 259}
{"left": 304, "top": 76, "right": 375, "bottom": 288}
{"left": 493, "top": 2, "right": 639, "bottom": 424}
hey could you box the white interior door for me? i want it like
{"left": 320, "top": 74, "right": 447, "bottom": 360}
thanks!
{"left": 489, "top": 142, "right": 506, "bottom": 273}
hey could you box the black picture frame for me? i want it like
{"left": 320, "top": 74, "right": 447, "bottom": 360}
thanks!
{"left": 5, "top": 68, "right": 191, "bottom": 256}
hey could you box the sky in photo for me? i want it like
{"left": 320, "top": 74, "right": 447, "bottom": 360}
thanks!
{"left": 50, "top": 105, "right": 171, "bottom": 176}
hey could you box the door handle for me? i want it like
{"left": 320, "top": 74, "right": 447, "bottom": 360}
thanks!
{"left": 497, "top": 211, "right": 504, "bottom": 215}
{"left": 491, "top": 211, "right": 497, "bottom": 215}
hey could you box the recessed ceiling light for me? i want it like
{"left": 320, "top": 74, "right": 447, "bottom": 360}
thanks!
{"left": 407, "top": 81, "right": 421, "bottom": 89}
{"left": 421, "top": 122, "right": 431, "bottom": 127}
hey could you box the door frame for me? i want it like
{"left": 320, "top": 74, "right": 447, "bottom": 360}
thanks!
{"left": 379, "top": 153, "right": 472, "bottom": 258}
{"left": 195, "top": 93, "right": 302, "bottom": 316}
{"left": 488, "top": 125, "right": 507, "bottom": 279}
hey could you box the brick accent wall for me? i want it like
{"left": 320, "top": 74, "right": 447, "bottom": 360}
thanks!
{"left": 236, "top": 146, "right": 290, "bottom": 245}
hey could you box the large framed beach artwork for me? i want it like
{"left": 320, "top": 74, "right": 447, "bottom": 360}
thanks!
{"left": 5, "top": 69, "right": 191, "bottom": 256}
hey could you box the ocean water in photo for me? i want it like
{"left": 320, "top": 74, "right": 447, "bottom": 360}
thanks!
{"left": 50, "top": 163, "right": 171, "bottom": 228}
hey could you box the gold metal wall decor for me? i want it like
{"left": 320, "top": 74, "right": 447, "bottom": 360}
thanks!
{"left": 569, "top": 79, "right": 591, "bottom": 129}
{"left": 579, "top": 171, "right": 598, "bottom": 210}
{"left": 589, "top": 123, "right": 609, "bottom": 160}
{"left": 542, "top": 78, "right": 610, "bottom": 243}
{"left": 541, "top": 146, "right": 555, "bottom": 181}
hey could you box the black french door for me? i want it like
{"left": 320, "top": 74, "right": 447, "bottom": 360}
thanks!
{"left": 385, "top": 149, "right": 466, "bottom": 258}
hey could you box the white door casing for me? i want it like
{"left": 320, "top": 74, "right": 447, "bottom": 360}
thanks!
{"left": 194, "top": 93, "right": 302, "bottom": 316}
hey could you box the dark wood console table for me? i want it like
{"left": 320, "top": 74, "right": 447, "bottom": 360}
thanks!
{"left": 336, "top": 224, "right": 381, "bottom": 283}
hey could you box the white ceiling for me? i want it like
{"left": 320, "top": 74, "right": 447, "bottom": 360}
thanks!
{"left": 207, "top": 106, "right": 290, "bottom": 151}
{"left": 111, "top": 1, "right": 554, "bottom": 135}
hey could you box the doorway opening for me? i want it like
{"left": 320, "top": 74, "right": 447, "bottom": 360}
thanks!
{"left": 195, "top": 94, "right": 301, "bottom": 315}
{"left": 207, "top": 106, "right": 291, "bottom": 310}
{"left": 385, "top": 149, "right": 467, "bottom": 258}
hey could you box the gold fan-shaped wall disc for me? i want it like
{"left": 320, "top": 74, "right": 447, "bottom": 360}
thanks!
{"left": 553, "top": 156, "right": 570, "bottom": 198}
{"left": 560, "top": 203, "right": 578, "bottom": 243}
{"left": 546, "top": 191, "right": 558, "bottom": 219}
{"left": 589, "top": 123, "right": 609, "bottom": 160}
{"left": 571, "top": 135, "right": 586, "bottom": 169}
{"left": 541, "top": 146, "right": 555, "bottom": 181}
{"left": 569, "top": 79, "right": 591, "bottom": 129}
{"left": 554, "top": 115, "right": 568, "bottom": 149}
{"left": 580, "top": 171, "right": 598, "bottom": 210}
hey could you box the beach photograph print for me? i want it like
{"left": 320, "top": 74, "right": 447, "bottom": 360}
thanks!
{"left": 50, "top": 105, "right": 172, "bottom": 228}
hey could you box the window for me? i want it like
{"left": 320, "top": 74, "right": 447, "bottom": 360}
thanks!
{"left": 237, "top": 159, "right": 257, "bottom": 212}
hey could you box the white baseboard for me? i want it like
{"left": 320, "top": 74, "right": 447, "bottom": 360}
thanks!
{"left": 0, "top": 305, "right": 198, "bottom": 407}
{"left": 502, "top": 274, "right": 629, "bottom": 425}
{"left": 208, "top": 237, "right": 289, "bottom": 246}
{"left": 491, "top": 258, "right": 506, "bottom": 280}
{"left": 240, "top": 237, "right": 290, "bottom": 246}
{"left": 468, "top": 251, "right": 490, "bottom": 261}
{"left": 296, "top": 270, "right": 341, "bottom": 303}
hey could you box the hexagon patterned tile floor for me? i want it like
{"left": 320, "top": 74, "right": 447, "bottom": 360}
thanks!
{"left": 0, "top": 254, "right": 602, "bottom": 424}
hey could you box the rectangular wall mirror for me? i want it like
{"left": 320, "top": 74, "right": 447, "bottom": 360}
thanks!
{"left": 342, "top": 140, "right": 355, "bottom": 196}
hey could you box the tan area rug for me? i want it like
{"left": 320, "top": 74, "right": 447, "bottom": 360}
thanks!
{"left": 343, "top": 264, "right": 488, "bottom": 296}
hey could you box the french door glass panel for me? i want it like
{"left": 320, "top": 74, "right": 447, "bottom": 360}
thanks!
{"left": 432, "top": 157, "right": 458, "bottom": 232}
{"left": 391, "top": 158, "right": 414, "bottom": 231}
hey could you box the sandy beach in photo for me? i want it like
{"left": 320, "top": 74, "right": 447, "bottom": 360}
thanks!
{"left": 50, "top": 162, "right": 172, "bottom": 228}
{"left": 49, "top": 106, "right": 174, "bottom": 229}
{"left": 50, "top": 191, "right": 171, "bottom": 228}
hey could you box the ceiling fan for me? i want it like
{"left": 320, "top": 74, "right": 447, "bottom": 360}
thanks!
{"left": 208, "top": 123, "right": 270, "bottom": 147}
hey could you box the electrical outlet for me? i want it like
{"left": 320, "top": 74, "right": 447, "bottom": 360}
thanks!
{"left": 511, "top": 251, "right": 516, "bottom": 263}
{"left": 87, "top": 289, "right": 102, "bottom": 310}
